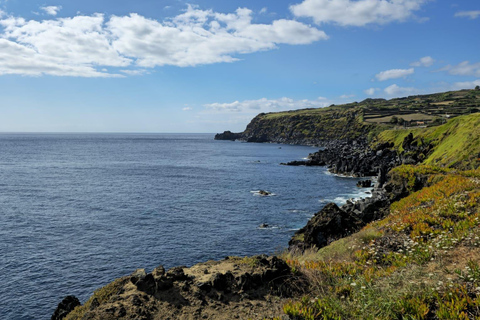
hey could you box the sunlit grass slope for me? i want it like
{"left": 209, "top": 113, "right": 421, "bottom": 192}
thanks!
{"left": 377, "top": 113, "right": 480, "bottom": 168}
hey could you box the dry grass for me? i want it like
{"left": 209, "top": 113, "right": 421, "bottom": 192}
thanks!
{"left": 277, "top": 167, "right": 480, "bottom": 319}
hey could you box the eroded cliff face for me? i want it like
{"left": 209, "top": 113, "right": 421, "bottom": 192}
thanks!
{"left": 241, "top": 109, "right": 374, "bottom": 145}
{"left": 215, "top": 107, "right": 376, "bottom": 145}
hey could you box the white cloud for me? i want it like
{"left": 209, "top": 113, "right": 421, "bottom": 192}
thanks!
{"left": 340, "top": 94, "right": 355, "bottom": 99}
{"left": 40, "top": 6, "right": 62, "bottom": 16}
{"left": 384, "top": 84, "right": 419, "bottom": 96}
{"left": 120, "top": 69, "right": 149, "bottom": 76}
{"left": 411, "top": 56, "right": 434, "bottom": 67}
{"left": 182, "top": 107, "right": 193, "bottom": 111}
{"left": 375, "top": 68, "right": 414, "bottom": 81}
{"left": 364, "top": 87, "right": 380, "bottom": 95}
{"left": 0, "top": 6, "right": 327, "bottom": 77}
{"left": 450, "top": 79, "right": 480, "bottom": 90}
{"left": 204, "top": 97, "right": 330, "bottom": 113}
{"left": 455, "top": 11, "right": 480, "bottom": 19}
{"left": 440, "top": 61, "right": 480, "bottom": 77}
{"left": 260, "top": 7, "right": 268, "bottom": 14}
{"left": 290, "top": 0, "right": 428, "bottom": 26}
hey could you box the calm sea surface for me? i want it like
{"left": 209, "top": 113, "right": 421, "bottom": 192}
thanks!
{"left": 0, "top": 133, "right": 371, "bottom": 319}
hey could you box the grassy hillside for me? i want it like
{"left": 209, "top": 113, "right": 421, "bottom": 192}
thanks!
{"left": 279, "top": 166, "right": 480, "bottom": 319}
{"left": 376, "top": 113, "right": 480, "bottom": 168}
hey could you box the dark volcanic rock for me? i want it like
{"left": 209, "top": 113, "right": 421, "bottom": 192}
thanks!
{"left": 289, "top": 203, "right": 363, "bottom": 250}
{"left": 356, "top": 179, "right": 372, "bottom": 188}
{"left": 51, "top": 295, "right": 81, "bottom": 320}
{"left": 214, "top": 131, "right": 242, "bottom": 141}
{"left": 305, "top": 138, "right": 401, "bottom": 178}
{"left": 287, "top": 133, "right": 434, "bottom": 251}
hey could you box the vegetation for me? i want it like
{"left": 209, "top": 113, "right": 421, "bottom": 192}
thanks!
{"left": 376, "top": 113, "right": 480, "bottom": 168}
{"left": 271, "top": 112, "right": 480, "bottom": 319}
{"left": 65, "top": 277, "right": 127, "bottom": 320}
{"left": 276, "top": 167, "right": 480, "bottom": 319}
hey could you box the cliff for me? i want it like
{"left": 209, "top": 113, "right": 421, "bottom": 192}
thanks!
{"left": 215, "top": 89, "right": 480, "bottom": 146}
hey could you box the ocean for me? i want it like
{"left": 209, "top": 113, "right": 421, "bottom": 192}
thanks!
{"left": 0, "top": 133, "right": 371, "bottom": 319}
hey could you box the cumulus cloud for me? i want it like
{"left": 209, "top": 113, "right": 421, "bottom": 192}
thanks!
{"left": 375, "top": 68, "right": 414, "bottom": 81}
{"left": 411, "top": 56, "right": 434, "bottom": 67}
{"left": 454, "top": 11, "right": 480, "bottom": 19}
{"left": 41, "top": 6, "right": 62, "bottom": 16}
{"left": 204, "top": 97, "right": 330, "bottom": 113}
{"left": 364, "top": 87, "right": 380, "bottom": 95}
{"left": 384, "top": 84, "right": 419, "bottom": 96}
{"left": 0, "top": 6, "right": 327, "bottom": 77}
{"left": 440, "top": 61, "right": 480, "bottom": 77}
{"left": 290, "top": 0, "right": 428, "bottom": 26}
{"left": 182, "top": 107, "right": 193, "bottom": 111}
{"left": 450, "top": 79, "right": 480, "bottom": 90}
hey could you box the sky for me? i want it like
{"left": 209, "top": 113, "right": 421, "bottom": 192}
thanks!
{"left": 0, "top": 0, "right": 478, "bottom": 133}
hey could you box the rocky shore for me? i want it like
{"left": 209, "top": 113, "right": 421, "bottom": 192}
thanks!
{"left": 286, "top": 133, "right": 433, "bottom": 251}
{"left": 53, "top": 256, "right": 296, "bottom": 320}
{"left": 53, "top": 131, "right": 437, "bottom": 319}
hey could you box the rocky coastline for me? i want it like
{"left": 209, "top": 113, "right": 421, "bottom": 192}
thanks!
{"left": 53, "top": 131, "right": 436, "bottom": 319}
{"left": 286, "top": 133, "right": 433, "bottom": 251}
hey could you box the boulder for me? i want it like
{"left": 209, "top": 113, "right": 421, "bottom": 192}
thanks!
{"left": 289, "top": 203, "right": 363, "bottom": 250}
{"left": 51, "top": 296, "right": 81, "bottom": 320}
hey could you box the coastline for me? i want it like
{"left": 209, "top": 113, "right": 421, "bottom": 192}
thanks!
{"left": 53, "top": 112, "right": 480, "bottom": 319}
{"left": 52, "top": 138, "right": 394, "bottom": 319}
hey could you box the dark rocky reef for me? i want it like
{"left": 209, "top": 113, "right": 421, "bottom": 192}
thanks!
{"left": 214, "top": 131, "right": 243, "bottom": 141}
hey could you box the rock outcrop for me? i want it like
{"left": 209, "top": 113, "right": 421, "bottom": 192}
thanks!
{"left": 289, "top": 189, "right": 390, "bottom": 251}
{"left": 214, "top": 131, "right": 243, "bottom": 141}
{"left": 51, "top": 296, "right": 81, "bottom": 320}
{"left": 56, "top": 256, "right": 294, "bottom": 320}
{"left": 282, "top": 139, "right": 399, "bottom": 179}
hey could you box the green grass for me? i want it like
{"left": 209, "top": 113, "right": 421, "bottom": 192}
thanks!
{"left": 279, "top": 167, "right": 480, "bottom": 319}
{"left": 376, "top": 113, "right": 480, "bottom": 168}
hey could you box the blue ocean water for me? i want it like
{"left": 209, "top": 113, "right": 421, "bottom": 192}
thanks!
{"left": 0, "top": 133, "right": 371, "bottom": 319}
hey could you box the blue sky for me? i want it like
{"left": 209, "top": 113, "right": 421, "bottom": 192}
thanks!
{"left": 0, "top": 0, "right": 478, "bottom": 132}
